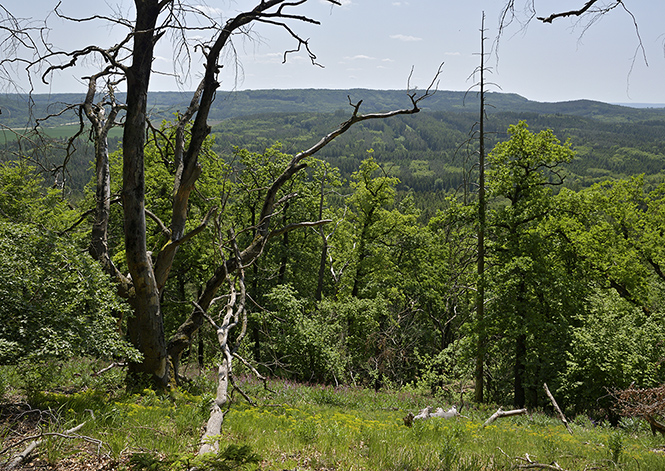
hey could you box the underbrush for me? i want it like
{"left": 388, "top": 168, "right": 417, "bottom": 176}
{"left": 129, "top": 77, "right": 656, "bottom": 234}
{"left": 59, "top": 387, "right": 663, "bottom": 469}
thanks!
{"left": 1, "top": 362, "right": 665, "bottom": 470}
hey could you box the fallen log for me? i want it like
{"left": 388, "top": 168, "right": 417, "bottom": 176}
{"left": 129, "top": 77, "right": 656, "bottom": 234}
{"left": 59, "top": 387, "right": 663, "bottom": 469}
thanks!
{"left": 403, "top": 406, "right": 459, "bottom": 427}
{"left": 482, "top": 407, "right": 527, "bottom": 428}
{"left": 543, "top": 383, "right": 572, "bottom": 434}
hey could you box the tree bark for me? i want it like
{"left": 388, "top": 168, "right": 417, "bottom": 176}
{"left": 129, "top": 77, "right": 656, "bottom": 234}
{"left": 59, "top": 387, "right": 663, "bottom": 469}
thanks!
{"left": 514, "top": 332, "right": 527, "bottom": 409}
{"left": 123, "top": 0, "right": 168, "bottom": 386}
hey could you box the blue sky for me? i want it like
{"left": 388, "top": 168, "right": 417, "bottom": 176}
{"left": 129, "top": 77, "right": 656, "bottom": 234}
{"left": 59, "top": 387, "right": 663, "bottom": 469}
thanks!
{"left": 6, "top": 0, "right": 665, "bottom": 104}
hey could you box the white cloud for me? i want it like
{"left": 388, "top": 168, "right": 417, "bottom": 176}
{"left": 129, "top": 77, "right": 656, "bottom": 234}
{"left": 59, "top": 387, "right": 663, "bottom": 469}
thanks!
{"left": 344, "top": 54, "right": 376, "bottom": 60}
{"left": 192, "top": 5, "right": 224, "bottom": 17}
{"left": 382, "top": 58, "right": 395, "bottom": 62}
{"left": 392, "top": 2, "right": 410, "bottom": 5}
{"left": 390, "top": 34, "right": 422, "bottom": 42}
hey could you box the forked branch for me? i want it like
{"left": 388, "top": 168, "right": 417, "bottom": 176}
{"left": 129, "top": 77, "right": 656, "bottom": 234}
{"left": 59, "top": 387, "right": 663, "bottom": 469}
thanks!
{"left": 537, "top": 0, "right": 615, "bottom": 23}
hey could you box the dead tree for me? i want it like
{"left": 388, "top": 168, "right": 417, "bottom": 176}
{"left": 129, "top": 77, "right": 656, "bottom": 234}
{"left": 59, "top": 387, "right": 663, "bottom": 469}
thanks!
{"left": 2, "top": 0, "right": 445, "bottom": 394}
{"left": 166, "top": 76, "right": 443, "bottom": 382}
{"left": 613, "top": 384, "right": 665, "bottom": 435}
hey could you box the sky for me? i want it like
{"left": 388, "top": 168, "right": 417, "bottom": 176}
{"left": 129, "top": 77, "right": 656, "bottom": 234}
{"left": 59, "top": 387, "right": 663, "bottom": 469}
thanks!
{"left": 5, "top": 0, "right": 665, "bottom": 105}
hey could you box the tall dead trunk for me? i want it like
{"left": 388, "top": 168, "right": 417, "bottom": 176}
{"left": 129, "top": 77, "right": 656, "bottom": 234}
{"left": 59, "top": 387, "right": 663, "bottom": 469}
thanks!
{"left": 123, "top": 0, "right": 168, "bottom": 387}
{"left": 475, "top": 12, "right": 488, "bottom": 404}
{"left": 81, "top": 73, "right": 122, "bottom": 277}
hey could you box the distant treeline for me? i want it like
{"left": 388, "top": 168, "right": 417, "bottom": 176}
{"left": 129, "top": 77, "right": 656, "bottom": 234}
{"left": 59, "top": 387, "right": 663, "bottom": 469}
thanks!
{"left": 2, "top": 90, "right": 665, "bottom": 208}
{"left": 2, "top": 88, "right": 665, "bottom": 128}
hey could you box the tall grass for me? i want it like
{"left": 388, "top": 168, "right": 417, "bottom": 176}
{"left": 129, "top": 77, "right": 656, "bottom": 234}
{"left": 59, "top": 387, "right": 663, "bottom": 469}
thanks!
{"left": 2, "top": 364, "right": 665, "bottom": 470}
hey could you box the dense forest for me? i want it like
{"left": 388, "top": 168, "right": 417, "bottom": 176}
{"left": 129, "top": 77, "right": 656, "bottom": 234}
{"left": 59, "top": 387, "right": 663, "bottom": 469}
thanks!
{"left": 4, "top": 87, "right": 665, "bottom": 469}
{"left": 3, "top": 89, "right": 665, "bottom": 206}
{"left": 3, "top": 88, "right": 665, "bottom": 411}
{"left": 4, "top": 0, "right": 665, "bottom": 465}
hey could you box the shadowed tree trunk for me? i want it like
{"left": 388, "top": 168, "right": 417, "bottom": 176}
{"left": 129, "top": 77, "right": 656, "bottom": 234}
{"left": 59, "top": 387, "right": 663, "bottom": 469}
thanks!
{"left": 122, "top": 0, "right": 168, "bottom": 386}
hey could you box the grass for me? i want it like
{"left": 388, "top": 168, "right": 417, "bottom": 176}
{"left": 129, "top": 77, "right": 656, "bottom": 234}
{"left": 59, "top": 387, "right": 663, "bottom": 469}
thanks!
{"left": 2, "top": 362, "right": 665, "bottom": 470}
{"left": 220, "top": 377, "right": 665, "bottom": 470}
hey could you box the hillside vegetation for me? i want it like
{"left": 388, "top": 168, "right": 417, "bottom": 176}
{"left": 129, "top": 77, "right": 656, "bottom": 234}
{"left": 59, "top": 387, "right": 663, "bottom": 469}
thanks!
{"left": 4, "top": 89, "right": 665, "bottom": 470}
{"left": 2, "top": 89, "right": 665, "bottom": 199}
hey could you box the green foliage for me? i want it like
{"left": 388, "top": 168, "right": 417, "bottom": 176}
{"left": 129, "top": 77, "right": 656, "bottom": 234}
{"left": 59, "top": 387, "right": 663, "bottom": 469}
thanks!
{"left": 483, "top": 121, "right": 580, "bottom": 407}
{"left": 342, "top": 154, "right": 419, "bottom": 298}
{"left": 0, "top": 221, "right": 138, "bottom": 364}
{"left": 561, "top": 292, "right": 665, "bottom": 413}
{"left": 129, "top": 445, "right": 261, "bottom": 471}
{"left": 257, "top": 284, "right": 390, "bottom": 384}
{"left": 0, "top": 160, "right": 75, "bottom": 228}
{"left": 607, "top": 430, "right": 624, "bottom": 465}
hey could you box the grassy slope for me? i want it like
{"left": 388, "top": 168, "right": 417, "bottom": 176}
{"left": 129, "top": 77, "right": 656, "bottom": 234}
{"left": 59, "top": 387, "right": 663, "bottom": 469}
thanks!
{"left": 2, "top": 362, "right": 665, "bottom": 471}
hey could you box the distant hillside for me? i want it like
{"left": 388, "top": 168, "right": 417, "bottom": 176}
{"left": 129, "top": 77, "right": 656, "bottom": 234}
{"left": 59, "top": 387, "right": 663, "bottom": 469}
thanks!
{"left": 3, "top": 89, "right": 665, "bottom": 203}
{"left": 2, "top": 89, "right": 665, "bottom": 128}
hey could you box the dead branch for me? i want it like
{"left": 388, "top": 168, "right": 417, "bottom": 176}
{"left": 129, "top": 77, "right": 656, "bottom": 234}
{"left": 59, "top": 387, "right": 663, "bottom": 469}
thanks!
{"left": 5, "top": 422, "right": 107, "bottom": 470}
{"left": 92, "top": 361, "right": 127, "bottom": 377}
{"left": 228, "top": 375, "right": 257, "bottom": 407}
{"left": 482, "top": 407, "right": 527, "bottom": 428}
{"left": 268, "top": 219, "right": 332, "bottom": 239}
{"left": 538, "top": 0, "right": 601, "bottom": 23}
{"left": 612, "top": 384, "right": 665, "bottom": 435}
{"left": 146, "top": 208, "right": 172, "bottom": 238}
{"left": 515, "top": 454, "right": 566, "bottom": 470}
{"left": 536, "top": 0, "right": 623, "bottom": 24}
{"left": 291, "top": 64, "right": 443, "bottom": 164}
{"left": 498, "top": 448, "right": 566, "bottom": 470}
{"left": 543, "top": 383, "right": 572, "bottom": 434}
{"left": 403, "top": 406, "right": 460, "bottom": 427}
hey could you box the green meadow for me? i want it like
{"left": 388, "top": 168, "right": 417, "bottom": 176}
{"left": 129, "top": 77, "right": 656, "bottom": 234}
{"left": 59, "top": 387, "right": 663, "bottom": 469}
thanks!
{"left": 3, "top": 363, "right": 665, "bottom": 471}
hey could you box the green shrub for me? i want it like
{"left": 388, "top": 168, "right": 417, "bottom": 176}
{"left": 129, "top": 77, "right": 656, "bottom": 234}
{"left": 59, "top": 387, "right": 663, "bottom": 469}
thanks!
{"left": 0, "top": 222, "right": 139, "bottom": 365}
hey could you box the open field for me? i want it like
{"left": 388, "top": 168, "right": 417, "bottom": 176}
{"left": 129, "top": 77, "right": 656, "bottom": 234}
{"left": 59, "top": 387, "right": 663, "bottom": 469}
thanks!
{"left": 0, "top": 125, "right": 124, "bottom": 144}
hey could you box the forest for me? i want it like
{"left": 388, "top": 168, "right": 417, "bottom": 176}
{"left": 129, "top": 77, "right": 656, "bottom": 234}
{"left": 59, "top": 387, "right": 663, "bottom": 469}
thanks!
{"left": 3, "top": 0, "right": 665, "bottom": 469}
{"left": 4, "top": 92, "right": 665, "bottom": 469}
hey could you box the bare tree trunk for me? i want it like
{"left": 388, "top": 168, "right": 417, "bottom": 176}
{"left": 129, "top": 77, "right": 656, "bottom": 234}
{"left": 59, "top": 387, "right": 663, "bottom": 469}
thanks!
{"left": 123, "top": 0, "right": 168, "bottom": 387}
{"left": 80, "top": 72, "right": 123, "bottom": 279}
{"left": 514, "top": 332, "right": 527, "bottom": 409}
{"left": 475, "top": 13, "right": 488, "bottom": 404}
